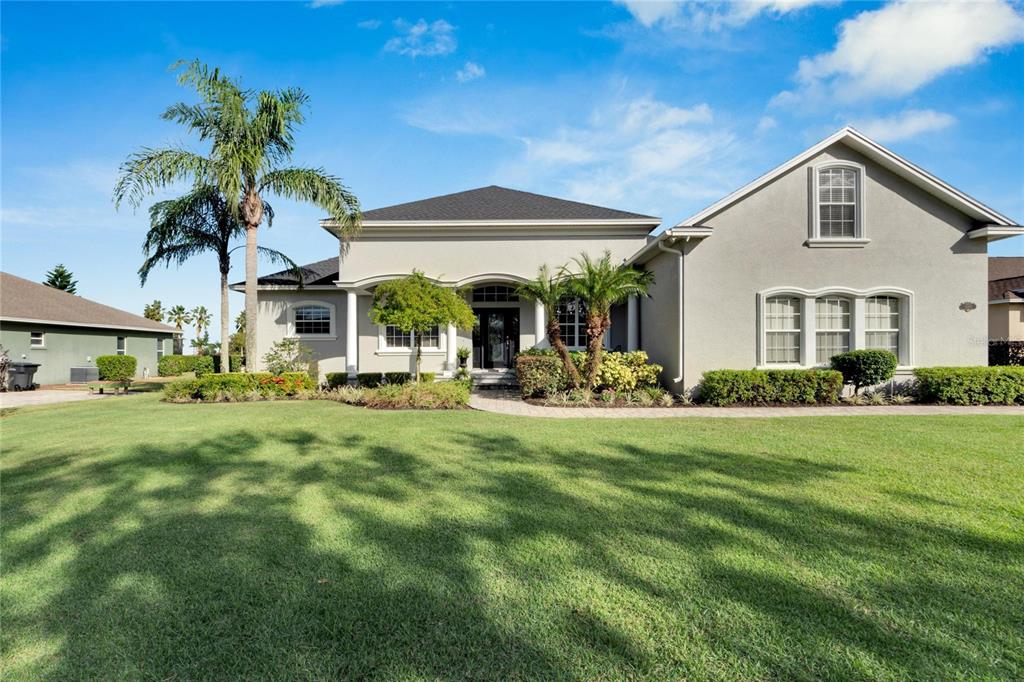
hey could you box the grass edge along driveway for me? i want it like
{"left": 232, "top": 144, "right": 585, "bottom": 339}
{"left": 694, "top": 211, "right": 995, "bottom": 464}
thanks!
{"left": 2, "top": 395, "right": 1022, "bottom": 680}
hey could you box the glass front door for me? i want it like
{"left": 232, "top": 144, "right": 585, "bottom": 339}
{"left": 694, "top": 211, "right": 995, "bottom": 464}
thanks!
{"left": 473, "top": 308, "right": 519, "bottom": 369}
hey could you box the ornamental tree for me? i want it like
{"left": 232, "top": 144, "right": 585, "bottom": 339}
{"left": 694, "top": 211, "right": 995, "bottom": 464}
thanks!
{"left": 370, "top": 271, "right": 476, "bottom": 381}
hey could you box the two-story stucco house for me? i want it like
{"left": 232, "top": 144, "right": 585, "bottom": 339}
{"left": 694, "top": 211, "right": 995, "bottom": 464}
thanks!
{"left": 239, "top": 127, "right": 1023, "bottom": 393}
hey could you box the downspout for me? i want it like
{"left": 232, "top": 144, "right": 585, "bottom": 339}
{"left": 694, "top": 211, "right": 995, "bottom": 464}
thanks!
{"left": 657, "top": 239, "right": 684, "bottom": 384}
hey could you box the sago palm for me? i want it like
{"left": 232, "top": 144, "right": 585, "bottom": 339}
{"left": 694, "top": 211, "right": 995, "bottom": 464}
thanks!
{"left": 516, "top": 265, "right": 582, "bottom": 389}
{"left": 139, "top": 185, "right": 299, "bottom": 372}
{"left": 564, "top": 251, "right": 654, "bottom": 389}
{"left": 115, "top": 60, "right": 361, "bottom": 369}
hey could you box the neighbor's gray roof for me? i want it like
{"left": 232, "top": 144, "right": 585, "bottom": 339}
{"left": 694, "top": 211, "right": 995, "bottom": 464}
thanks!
{"left": 360, "top": 186, "right": 659, "bottom": 222}
{"left": 0, "top": 272, "right": 176, "bottom": 333}
{"left": 989, "top": 257, "right": 1024, "bottom": 301}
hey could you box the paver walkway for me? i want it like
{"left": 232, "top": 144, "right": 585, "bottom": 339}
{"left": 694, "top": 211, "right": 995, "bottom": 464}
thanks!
{"left": 0, "top": 389, "right": 108, "bottom": 409}
{"left": 469, "top": 390, "right": 1024, "bottom": 419}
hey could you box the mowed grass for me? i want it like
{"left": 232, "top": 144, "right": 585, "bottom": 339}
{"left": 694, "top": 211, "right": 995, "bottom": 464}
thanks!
{"left": 1, "top": 396, "right": 1022, "bottom": 680}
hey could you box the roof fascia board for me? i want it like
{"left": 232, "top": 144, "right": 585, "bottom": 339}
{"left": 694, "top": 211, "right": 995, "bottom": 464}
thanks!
{"left": 967, "top": 226, "right": 1024, "bottom": 241}
{"left": 0, "top": 316, "right": 178, "bottom": 334}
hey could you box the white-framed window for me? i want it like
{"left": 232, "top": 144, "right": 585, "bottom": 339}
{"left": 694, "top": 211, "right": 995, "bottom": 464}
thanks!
{"left": 381, "top": 325, "right": 441, "bottom": 351}
{"left": 815, "top": 297, "right": 851, "bottom": 364}
{"left": 157, "top": 338, "right": 165, "bottom": 359}
{"left": 865, "top": 296, "right": 900, "bottom": 356}
{"left": 759, "top": 288, "right": 912, "bottom": 368}
{"left": 810, "top": 162, "right": 867, "bottom": 246}
{"left": 30, "top": 331, "right": 45, "bottom": 349}
{"left": 116, "top": 336, "right": 127, "bottom": 355}
{"left": 289, "top": 301, "right": 335, "bottom": 338}
{"left": 764, "top": 296, "right": 801, "bottom": 364}
{"left": 556, "top": 297, "right": 587, "bottom": 349}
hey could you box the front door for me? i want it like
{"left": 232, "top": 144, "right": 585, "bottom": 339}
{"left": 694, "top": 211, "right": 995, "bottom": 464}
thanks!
{"left": 473, "top": 308, "right": 519, "bottom": 369}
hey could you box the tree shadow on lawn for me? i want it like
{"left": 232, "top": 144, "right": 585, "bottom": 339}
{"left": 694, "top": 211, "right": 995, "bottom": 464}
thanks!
{"left": 2, "top": 425, "right": 1020, "bottom": 679}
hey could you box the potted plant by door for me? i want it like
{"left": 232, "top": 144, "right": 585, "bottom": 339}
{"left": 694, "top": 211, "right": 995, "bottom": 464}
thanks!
{"left": 456, "top": 346, "right": 471, "bottom": 368}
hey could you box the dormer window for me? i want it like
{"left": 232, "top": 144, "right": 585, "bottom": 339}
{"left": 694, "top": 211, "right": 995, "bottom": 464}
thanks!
{"left": 808, "top": 162, "right": 868, "bottom": 247}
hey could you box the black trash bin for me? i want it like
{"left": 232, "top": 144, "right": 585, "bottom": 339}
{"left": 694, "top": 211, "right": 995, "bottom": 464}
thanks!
{"left": 8, "top": 362, "right": 41, "bottom": 391}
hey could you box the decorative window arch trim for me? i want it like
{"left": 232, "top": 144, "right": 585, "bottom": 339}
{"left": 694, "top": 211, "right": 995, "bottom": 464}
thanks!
{"left": 757, "top": 286, "right": 914, "bottom": 368}
{"left": 287, "top": 300, "right": 337, "bottom": 339}
{"left": 808, "top": 160, "right": 869, "bottom": 248}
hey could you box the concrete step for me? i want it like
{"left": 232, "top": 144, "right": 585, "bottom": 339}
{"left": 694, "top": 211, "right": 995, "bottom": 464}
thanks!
{"left": 471, "top": 371, "right": 519, "bottom": 388}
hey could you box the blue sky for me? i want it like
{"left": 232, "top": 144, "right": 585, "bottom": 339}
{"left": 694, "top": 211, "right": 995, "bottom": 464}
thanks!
{"left": 2, "top": 1, "right": 1023, "bottom": 344}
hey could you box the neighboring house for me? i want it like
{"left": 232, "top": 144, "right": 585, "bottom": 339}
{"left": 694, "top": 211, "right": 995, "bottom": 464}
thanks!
{"left": 240, "top": 127, "right": 1023, "bottom": 392}
{"left": 0, "top": 272, "right": 177, "bottom": 385}
{"left": 989, "top": 257, "right": 1024, "bottom": 342}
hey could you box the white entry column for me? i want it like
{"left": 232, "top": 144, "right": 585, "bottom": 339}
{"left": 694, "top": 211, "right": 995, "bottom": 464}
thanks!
{"left": 346, "top": 290, "right": 358, "bottom": 374}
{"left": 627, "top": 295, "right": 639, "bottom": 351}
{"left": 534, "top": 300, "right": 547, "bottom": 348}
{"left": 446, "top": 323, "right": 457, "bottom": 371}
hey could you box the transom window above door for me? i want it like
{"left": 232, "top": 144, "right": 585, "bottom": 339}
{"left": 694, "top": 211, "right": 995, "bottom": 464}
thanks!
{"left": 472, "top": 285, "right": 519, "bottom": 302}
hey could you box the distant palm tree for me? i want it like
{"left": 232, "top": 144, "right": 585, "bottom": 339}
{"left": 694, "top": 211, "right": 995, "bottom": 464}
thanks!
{"left": 115, "top": 60, "right": 361, "bottom": 370}
{"left": 516, "top": 265, "right": 582, "bottom": 389}
{"left": 190, "top": 305, "right": 212, "bottom": 342}
{"left": 166, "top": 305, "right": 192, "bottom": 332}
{"left": 139, "top": 185, "right": 298, "bottom": 372}
{"left": 564, "top": 251, "right": 654, "bottom": 389}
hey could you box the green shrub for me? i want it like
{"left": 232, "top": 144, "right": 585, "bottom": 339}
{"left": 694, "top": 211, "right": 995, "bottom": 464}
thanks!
{"left": 325, "top": 372, "right": 349, "bottom": 389}
{"left": 162, "top": 378, "right": 199, "bottom": 402}
{"left": 384, "top": 371, "right": 411, "bottom": 385}
{"left": 263, "top": 339, "right": 314, "bottom": 375}
{"left": 830, "top": 350, "right": 898, "bottom": 394}
{"left": 212, "top": 354, "right": 243, "bottom": 373}
{"left": 699, "top": 369, "right": 843, "bottom": 406}
{"left": 914, "top": 366, "right": 1024, "bottom": 405}
{"left": 259, "top": 372, "right": 317, "bottom": 397}
{"left": 158, "top": 354, "right": 200, "bottom": 376}
{"left": 195, "top": 372, "right": 265, "bottom": 401}
{"left": 516, "top": 354, "right": 567, "bottom": 398}
{"left": 361, "top": 380, "right": 470, "bottom": 409}
{"left": 96, "top": 355, "right": 136, "bottom": 383}
{"left": 419, "top": 372, "right": 436, "bottom": 383}
{"left": 162, "top": 371, "right": 317, "bottom": 402}
{"left": 193, "top": 356, "right": 215, "bottom": 377}
{"left": 594, "top": 351, "right": 662, "bottom": 392}
{"left": 356, "top": 373, "right": 383, "bottom": 388}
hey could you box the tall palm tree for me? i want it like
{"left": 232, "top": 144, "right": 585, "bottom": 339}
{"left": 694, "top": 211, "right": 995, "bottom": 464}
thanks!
{"left": 564, "top": 251, "right": 654, "bottom": 389}
{"left": 139, "top": 185, "right": 299, "bottom": 372}
{"left": 516, "top": 265, "right": 582, "bottom": 389}
{"left": 114, "top": 60, "right": 361, "bottom": 370}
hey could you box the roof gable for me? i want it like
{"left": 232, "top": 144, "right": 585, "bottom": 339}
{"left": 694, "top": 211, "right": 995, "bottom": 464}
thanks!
{"left": 0, "top": 272, "right": 176, "bottom": 333}
{"left": 238, "top": 257, "right": 339, "bottom": 287}
{"left": 359, "top": 186, "right": 659, "bottom": 223}
{"left": 676, "top": 127, "right": 1017, "bottom": 228}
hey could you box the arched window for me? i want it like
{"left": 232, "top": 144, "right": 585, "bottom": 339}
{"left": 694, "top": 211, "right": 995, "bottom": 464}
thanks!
{"left": 815, "top": 296, "right": 850, "bottom": 364}
{"left": 291, "top": 302, "right": 334, "bottom": 337}
{"left": 764, "top": 296, "right": 801, "bottom": 364}
{"left": 865, "top": 296, "right": 900, "bottom": 356}
{"left": 811, "top": 162, "right": 866, "bottom": 245}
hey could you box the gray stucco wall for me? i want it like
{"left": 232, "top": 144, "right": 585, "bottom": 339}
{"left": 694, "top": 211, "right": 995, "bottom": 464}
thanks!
{"left": 0, "top": 321, "right": 173, "bottom": 385}
{"left": 644, "top": 141, "right": 989, "bottom": 392}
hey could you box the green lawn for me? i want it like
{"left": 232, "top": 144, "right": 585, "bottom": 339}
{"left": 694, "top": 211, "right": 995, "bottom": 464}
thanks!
{"left": 2, "top": 396, "right": 1022, "bottom": 680}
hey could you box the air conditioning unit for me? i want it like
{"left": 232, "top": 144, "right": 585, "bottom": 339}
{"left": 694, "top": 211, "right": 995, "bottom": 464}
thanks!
{"left": 70, "top": 367, "right": 99, "bottom": 384}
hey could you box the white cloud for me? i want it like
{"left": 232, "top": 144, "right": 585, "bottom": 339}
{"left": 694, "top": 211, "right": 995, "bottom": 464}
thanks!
{"left": 777, "top": 0, "right": 1024, "bottom": 103}
{"left": 614, "top": 0, "right": 835, "bottom": 31}
{"left": 309, "top": 0, "right": 344, "bottom": 8}
{"left": 357, "top": 19, "right": 381, "bottom": 29}
{"left": 383, "top": 19, "right": 456, "bottom": 58}
{"left": 854, "top": 109, "right": 956, "bottom": 143}
{"left": 756, "top": 116, "right": 777, "bottom": 134}
{"left": 455, "top": 61, "right": 485, "bottom": 83}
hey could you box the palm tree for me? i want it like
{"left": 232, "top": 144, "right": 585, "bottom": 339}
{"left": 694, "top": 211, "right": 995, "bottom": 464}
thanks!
{"left": 114, "top": 60, "right": 361, "bottom": 370}
{"left": 166, "top": 305, "right": 192, "bottom": 354}
{"left": 564, "top": 251, "right": 654, "bottom": 389}
{"left": 516, "top": 265, "right": 582, "bottom": 389}
{"left": 191, "top": 305, "right": 212, "bottom": 351}
{"left": 139, "top": 185, "right": 298, "bottom": 372}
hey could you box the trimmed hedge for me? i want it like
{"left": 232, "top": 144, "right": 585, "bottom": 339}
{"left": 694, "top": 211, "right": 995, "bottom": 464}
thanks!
{"left": 515, "top": 350, "right": 662, "bottom": 397}
{"left": 325, "top": 372, "right": 349, "bottom": 389}
{"left": 193, "top": 356, "right": 215, "bottom": 377}
{"left": 384, "top": 372, "right": 411, "bottom": 385}
{"left": 212, "top": 354, "right": 243, "bottom": 373}
{"left": 163, "top": 371, "right": 317, "bottom": 402}
{"left": 356, "top": 373, "right": 383, "bottom": 388}
{"left": 830, "top": 350, "right": 898, "bottom": 393}
{"left": 914, "top": 366, "right": 1024, "bottom": 405}
{"left": 699, "top": 369, "right": 843, "bottom": 406}
{"left": 361, "top": 380, "right": 470, "bottom": 409}
{"left": 418, "top": 372, "right": 436, "bottom": 383}
{"left": 517, "top": 354, "right": 567, "bottom": 398}
{"left": 158, "top": 354, "right": 211, "bottom": 377}
{"left": 96, "top": 355, "right": 136, "bottom": 383}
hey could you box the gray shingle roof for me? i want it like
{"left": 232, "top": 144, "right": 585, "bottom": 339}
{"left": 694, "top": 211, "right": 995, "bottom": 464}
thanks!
{"left": 0, "top": 272, "right": 176, "bottom": 333}
{"left": 248, "top": 257, "right": 339, "bottom": 287}
{"left": 361, "top": 186, "right": 659, "bottom": 222}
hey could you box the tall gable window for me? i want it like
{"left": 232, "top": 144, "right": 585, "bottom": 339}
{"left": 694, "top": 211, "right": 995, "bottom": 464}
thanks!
{"left": 809, "top": 162, "right": 867, "bottom": 247}
{"left": 290, "top": 301, "right": 335, "bottom": 338}
{"left": 764, "top": 296, "right": 801, "bottom": 364}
